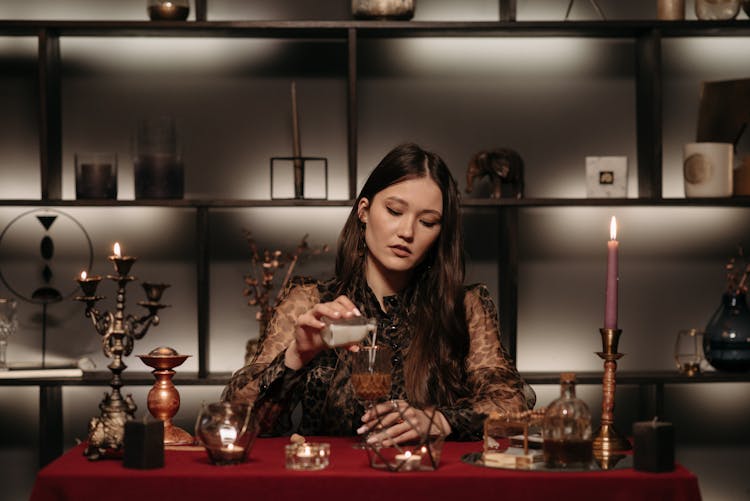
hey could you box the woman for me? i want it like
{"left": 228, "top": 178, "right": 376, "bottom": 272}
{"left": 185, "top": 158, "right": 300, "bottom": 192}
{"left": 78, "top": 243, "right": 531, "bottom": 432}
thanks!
{"left": 223, "top": 143, "right": 534, "bottom": 442}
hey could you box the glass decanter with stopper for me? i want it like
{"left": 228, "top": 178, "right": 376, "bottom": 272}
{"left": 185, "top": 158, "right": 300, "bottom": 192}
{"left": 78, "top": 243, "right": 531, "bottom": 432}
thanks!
{"left": 542, "top": 372, "right": 593, "bottom": 468}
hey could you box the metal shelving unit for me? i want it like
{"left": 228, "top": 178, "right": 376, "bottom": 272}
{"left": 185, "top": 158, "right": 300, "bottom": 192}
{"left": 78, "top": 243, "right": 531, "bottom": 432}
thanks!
{"left": 2, "top": 16, "right": 749, "bottom": 466}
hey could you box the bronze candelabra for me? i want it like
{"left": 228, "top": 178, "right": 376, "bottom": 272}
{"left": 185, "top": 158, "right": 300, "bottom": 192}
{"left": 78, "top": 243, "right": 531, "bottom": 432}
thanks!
{"left": 592, "top": 328, "right": 631, "bottom": 456}
{"left": 138, "top": 346, "right": 193, "bottom": 445}
{"left": 75, "top": 247, "right": 169, "bottom": 460}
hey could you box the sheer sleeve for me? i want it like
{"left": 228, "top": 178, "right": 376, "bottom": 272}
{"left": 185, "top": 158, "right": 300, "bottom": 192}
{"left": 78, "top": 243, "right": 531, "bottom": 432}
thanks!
{"left": 437, "top": 284, "right": 533, "bottom": 440}
{"left": 221, "top": 280, "right": 320, "bottom": 406}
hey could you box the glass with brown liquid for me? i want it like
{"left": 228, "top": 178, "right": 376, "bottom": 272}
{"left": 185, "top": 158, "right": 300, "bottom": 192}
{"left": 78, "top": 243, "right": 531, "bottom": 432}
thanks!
{"left": 351, "top": 345, "right": 392, "bottom": 404}
{"left": 350, "top": 345, "right": 392, "bottom": 446}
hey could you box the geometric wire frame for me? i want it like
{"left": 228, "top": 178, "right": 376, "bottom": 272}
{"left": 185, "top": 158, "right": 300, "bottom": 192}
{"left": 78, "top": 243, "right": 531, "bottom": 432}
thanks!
{"left": 362, "top": 403, "right": 448, "bottom": 472}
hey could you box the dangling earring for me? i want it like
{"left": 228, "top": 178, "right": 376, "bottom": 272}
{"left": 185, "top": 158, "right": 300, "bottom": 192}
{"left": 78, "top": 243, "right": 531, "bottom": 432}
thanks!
{"left": 358, "top": 223, "right": 366, "bottom": 257}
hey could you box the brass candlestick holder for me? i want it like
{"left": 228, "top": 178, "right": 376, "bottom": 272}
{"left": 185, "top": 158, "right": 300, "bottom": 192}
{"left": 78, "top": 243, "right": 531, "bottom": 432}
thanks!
{"left": 75, "top": 249, "right": 170, "bottom": 460}
{"left": 593, "top": 328, "right": 631, "bottom": 454}
{"left": 137, "top": 346, "right": 193, "bottom": 445}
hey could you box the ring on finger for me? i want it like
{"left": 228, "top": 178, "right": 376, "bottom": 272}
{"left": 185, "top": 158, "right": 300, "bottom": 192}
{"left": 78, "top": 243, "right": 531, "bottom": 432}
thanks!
{"left": 391, "top": 400, "right": 399, "bottom": 412}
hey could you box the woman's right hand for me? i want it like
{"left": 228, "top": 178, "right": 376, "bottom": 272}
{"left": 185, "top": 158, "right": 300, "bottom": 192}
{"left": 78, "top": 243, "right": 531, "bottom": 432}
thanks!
{"left": 284, "top": 295, "right": 361, "bottom": 370}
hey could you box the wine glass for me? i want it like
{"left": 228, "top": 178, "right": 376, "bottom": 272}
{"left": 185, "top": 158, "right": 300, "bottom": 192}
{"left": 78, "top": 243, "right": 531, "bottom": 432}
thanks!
{"left": 350, "top": 345, "right": 392, "bottom": 447}
{"left": 0, "top": 298, "right": 18, "bottom": 371}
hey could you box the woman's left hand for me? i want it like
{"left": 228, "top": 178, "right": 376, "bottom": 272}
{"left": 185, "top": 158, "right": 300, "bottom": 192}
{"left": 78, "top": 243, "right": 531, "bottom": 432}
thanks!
{"left": 357, "top": 399, "right": 452, "bottom": 446}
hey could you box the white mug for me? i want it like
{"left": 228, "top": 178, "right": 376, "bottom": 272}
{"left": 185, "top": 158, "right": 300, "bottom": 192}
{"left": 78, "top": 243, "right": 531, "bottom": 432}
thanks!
{"left": 683, "top": 142, "right": 733, "bottom": 198}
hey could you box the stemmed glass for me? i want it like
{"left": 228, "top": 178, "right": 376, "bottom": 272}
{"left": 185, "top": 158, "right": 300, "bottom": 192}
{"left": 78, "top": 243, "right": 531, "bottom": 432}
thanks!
{"left": 0, "top": 298, "right": 18, "bottom": 371}
{"left": 350, "top": 344, "right": 392, "bottom": 447}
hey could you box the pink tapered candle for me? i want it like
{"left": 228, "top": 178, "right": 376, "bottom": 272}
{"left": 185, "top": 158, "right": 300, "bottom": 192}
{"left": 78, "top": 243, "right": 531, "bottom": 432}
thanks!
{"left": 605, "top": 216, "right": 619, "bottom": 329}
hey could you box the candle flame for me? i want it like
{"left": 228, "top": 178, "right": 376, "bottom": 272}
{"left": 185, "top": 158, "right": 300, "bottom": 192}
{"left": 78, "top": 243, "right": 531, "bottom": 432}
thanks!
{"left": 114, "top": 242, "right": 121, "bottom": 258}
{"left": 609, "top": 216, "right": 617, "bottom": 241}
{"left": 80, "top": 271, "right": 87, "bottom": 280}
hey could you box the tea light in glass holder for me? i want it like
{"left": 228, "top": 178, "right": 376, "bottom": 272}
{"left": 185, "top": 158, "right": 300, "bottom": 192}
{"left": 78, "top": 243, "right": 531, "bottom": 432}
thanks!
{"left": 217, "top": 443, "right": 245, "bottom": 462}
{"left": 284, "top": 442, "right": 330, "bottom": 471}
{"left": 194, "top": 401, "right": 256, "bottom": 466}
{"left": 394, "top": 450, "right": 422, "bottom": 471}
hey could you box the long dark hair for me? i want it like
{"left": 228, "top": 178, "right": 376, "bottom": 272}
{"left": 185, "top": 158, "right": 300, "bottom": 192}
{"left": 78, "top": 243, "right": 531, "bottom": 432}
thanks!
{"left": 336, "top": 143, "right": 470, "bottom": 407}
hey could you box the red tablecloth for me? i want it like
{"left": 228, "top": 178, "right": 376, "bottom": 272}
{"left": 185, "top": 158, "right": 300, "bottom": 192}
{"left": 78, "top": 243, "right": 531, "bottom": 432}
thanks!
{"left": 31, "top": 437, "right": 701, "bottom": 501}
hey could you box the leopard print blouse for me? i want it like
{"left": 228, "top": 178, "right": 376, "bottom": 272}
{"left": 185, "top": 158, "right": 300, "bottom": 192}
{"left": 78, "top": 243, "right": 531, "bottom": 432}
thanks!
{"left": 222, "top": 277, "right": 534, "bottom": 441}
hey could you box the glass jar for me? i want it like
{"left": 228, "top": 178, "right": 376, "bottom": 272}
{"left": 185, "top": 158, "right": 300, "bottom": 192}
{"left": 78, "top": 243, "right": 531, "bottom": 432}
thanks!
{"left": 703, "top": 292, "right": 750, "bottom": 372}
{"left": 694, "top": 0, "right": 740, "bottom": 20}
{"left": 542, "top": 373, "right": 593, "bottom": 468}
{"left": 134, "top": 116, "right": 184, "bottom": 199}
{"left": 147, "top": 0, "right": 190, "bottom": 21}
{"left": 195, "top": 401, "right": 258, "bottom": 465}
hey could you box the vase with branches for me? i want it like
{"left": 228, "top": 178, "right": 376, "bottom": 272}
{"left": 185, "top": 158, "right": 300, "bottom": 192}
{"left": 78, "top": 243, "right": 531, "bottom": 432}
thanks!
{"left": 704, "top": 246, "right": 750, "bottom": 372}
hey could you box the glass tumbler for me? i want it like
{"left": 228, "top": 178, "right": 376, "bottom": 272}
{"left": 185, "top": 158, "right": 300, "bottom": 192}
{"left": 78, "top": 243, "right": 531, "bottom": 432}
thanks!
{"left": 75, "top": 153, "right": 117, "bottom": 199}
{"left": 674, "top": 329, "right": 704, "bottom": 376}
{"left": 134, "top": 116, "right": 184, "bottom": 199}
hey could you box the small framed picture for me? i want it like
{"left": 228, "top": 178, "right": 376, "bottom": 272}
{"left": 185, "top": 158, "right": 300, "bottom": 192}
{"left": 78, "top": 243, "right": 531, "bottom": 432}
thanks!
{"left": 585, "top": 156, "right": 627, "bottom": 198}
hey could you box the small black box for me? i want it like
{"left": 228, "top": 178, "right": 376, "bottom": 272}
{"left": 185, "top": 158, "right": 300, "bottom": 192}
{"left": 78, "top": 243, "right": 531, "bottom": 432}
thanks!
{"left": 633, "top": 420, "right": 675, "bottom": 473}
{"left": 124, "top": 418, "right": 164, "bottom": 469}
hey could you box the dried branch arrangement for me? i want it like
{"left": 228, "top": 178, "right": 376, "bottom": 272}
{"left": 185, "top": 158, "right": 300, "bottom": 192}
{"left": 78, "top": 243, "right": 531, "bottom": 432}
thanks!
{"left": 725, "top": 246, "right": 750, "bottom": 295}
{"left": 242, "top": 230, "right": 328, "bottom": 363}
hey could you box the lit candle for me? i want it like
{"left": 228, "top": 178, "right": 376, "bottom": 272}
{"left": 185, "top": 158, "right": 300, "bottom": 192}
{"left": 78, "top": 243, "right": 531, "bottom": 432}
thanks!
{"left": 604, "top": 216, "right": 619, "bottom": 329}
{"left": 109, "top": 242, "right": 136, "bottom": 276}
{"left": 285, "top": 442, "right": 330, "bottom": 470}
{"left": 216, "top": 443, "right": 245, "bottom": 462}
{"left": 76, "top": 270, "right": 102, "bottom": 297}
{"left": 394, "top": 450, "right": 422, "bottom": 471}
{"left": 297, "top": 444, "right": 313, "bottom": 458}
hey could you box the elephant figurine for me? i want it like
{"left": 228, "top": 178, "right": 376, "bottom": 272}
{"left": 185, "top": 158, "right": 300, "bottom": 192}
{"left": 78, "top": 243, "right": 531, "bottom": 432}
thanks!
{"left": 465, "top": 148, "right": 524, "bottom": 199}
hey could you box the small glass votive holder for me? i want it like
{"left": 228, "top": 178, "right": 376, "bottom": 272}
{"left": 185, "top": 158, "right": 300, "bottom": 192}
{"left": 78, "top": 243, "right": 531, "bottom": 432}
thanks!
{"left": 75, "top": 153, "right": 117, "bottom": 199}
{"left": 284, "top": 442, "right": 330, "bottom": 471}
{"left": 674, "top": 329, "right": 704, "bottom": 376}
{"left": 195, "top": 402, "right": 258, "bottom": 466}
